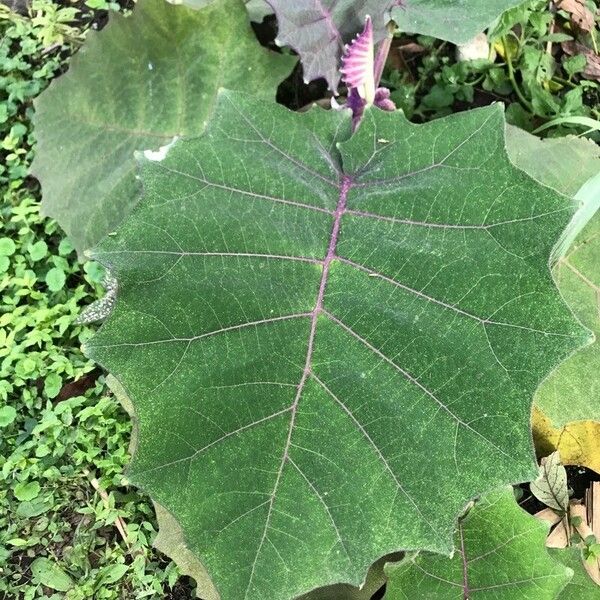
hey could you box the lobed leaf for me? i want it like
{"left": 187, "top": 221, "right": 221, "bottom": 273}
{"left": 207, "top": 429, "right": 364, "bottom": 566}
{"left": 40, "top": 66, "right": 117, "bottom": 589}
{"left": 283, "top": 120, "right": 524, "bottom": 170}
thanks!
{"left": 31, "top": 0, "right": 295, "bottom": 255}
{"left": 87, "top": 92, "right": 592, "bottom": 599}
{"left": 384, "top": 487, "right": 572, "bottom": 599}
{"left": 551, "top": 548, "right": 600, "bottom": 599}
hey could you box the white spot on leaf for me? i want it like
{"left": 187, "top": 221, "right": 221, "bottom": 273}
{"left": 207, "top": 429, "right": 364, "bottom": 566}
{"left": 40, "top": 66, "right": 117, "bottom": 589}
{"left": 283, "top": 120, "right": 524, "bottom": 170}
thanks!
{"left": 143, "top": 137, "right": 179, "bottom": 162}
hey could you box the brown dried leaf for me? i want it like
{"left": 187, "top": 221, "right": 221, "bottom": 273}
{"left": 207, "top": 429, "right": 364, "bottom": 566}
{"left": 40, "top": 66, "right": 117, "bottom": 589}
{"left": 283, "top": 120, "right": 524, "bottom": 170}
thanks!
{"left": 558, "top": 0, "right": 596, "bottom": 32}
{"left": 546, "top": 519, "right": 569, "bottom": 548}
{"left": 588, "top": 482, "right": 600, "bottom": 538}
{"left": 562, "top": 40, "right": 600, "bottom": 81}
{"left": 535, "top": 507, "right": 563, "bottom": 526}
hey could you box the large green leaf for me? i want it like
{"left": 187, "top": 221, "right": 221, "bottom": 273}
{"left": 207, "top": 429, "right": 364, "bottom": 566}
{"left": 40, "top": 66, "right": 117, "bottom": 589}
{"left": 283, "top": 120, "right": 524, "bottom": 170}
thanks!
{"left": 87, "top": 92, "right": 592, "bottom": 599}
{"left": 31, "top": 0, "right": 295, "bottom": 255}
{"left": 384, "top": 487, "right": 572, "bottom": 599}
{"left": 392, "top": 0, "right": 525, "bottom": 45}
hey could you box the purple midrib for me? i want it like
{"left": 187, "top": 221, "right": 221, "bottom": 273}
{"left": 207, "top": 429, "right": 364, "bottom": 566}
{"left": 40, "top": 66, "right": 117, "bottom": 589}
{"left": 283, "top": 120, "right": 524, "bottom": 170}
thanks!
{"left": 290, "top": 173, "right": 353, "bottom": 412}
{"left": 459, "top": 522, "right": 470, "bottom": 600}
{"left": 245, "top": 174, "right": 353, "bottom": 595}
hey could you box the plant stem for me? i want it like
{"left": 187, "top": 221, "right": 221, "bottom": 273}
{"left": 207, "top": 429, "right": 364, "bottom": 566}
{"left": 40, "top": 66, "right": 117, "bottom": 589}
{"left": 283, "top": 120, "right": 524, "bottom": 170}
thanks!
{"left": 373, "top": 22, "right": 397, "bottom": 88}
{"left": 502, "top": 36, "right": 534, "bottom": 113}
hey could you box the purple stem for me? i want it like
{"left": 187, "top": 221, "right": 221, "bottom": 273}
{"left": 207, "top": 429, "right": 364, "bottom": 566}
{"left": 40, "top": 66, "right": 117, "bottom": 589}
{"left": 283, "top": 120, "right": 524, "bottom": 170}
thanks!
{"left": 373, "top": 34, "right": 393, "bottom": 88}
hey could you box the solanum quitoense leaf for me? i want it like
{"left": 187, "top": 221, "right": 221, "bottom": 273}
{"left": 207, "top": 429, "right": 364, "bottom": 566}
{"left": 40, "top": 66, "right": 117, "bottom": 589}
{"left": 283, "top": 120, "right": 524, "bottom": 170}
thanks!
{"left": 87, "top": 92, "right": 594, "bottom": 599}
{"left": 384, "top": 487, "right": 572, "bottom": 599}
{"left": 550, "top": 547, "right": 600, "bottom": 599}
{"left": 31, "top": 0, "right": 295, "bottom": 255}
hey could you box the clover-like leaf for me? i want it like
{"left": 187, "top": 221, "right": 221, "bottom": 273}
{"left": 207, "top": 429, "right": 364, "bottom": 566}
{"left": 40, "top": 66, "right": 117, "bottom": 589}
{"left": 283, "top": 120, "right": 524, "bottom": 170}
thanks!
{"left": 392, "top": 0, "right": 526, "bottom": 45}
{"left": 384, "top": 487, "right": 572, "bottom": 599}
{"left": 31, "top": 0, "right": 295, "bottom": 255}
{"left": 268, "top": 0, "right": 396, "bottom": 90}
{"left": 87, "top": 92, "right": 593, "bottom": 599}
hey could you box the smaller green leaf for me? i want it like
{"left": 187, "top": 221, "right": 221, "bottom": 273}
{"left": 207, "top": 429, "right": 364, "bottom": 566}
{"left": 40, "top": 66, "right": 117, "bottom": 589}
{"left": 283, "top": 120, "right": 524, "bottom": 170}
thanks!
{"left": 16, "top": 500, "right": 52, "bottom": 518}
{"left": 98, "top": 563, "right": 129, "bottom": 584}
{"left": 44, "top": 373, "right": 62, "bottom": 399}
{"left": 0, "top": 238, "right": 16, "bottom": 256}
{"left": 0, "top": 406, "right": 17, "bottom": 427}
{"left": 14, "top": 481, "right": 41, "bottom": 502}
{"left": 384, "top": 487, "right": 572, "bottom": 600}
{"left": 28, "top": 240, "right": 48, "bottom": 262}
{"left": 563, "top": 55, "right": 587, "bottom": 78}
{"left": 30, "top": 557, "right": 74, "bottom": 592}
{"left": 46, "top": 267, "right": 66, "bottom": 292}
{"left": 530, "top": 451, "right": 569, "bottom": 514}
{"left": 550, "top": 548, "right": 600, "bottom": 599}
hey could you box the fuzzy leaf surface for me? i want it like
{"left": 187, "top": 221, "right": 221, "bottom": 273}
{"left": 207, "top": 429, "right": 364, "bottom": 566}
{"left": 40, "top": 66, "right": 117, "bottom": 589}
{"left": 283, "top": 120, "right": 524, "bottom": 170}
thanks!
{"left": 551, "top": 548, "right": 600, "bottom": 599}
{"left": 268, "top": 0, "right": 396, "bottom": 90}
{"left": 88, "top": 93, "right": 589, "bottom": 600}
{"left": 536, "top": 195, "right": 600, "bottom": 425}
{"left": 384, "top": 488, "right": 572, "bottom": 599}
{"left": 31, "top": 0, "right": 295, "bottom": 254}
{"left": 392, "top": 0, "right": 525, "bottom": 45}
{"left": 504, "top": 128, "right": 600, "bottom": 426}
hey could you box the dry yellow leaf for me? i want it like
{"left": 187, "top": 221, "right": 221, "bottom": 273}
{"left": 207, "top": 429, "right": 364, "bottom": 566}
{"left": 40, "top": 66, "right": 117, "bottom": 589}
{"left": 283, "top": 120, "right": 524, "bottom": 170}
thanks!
{"left": 532, "top": 407, "right": 600, "bottom": 474}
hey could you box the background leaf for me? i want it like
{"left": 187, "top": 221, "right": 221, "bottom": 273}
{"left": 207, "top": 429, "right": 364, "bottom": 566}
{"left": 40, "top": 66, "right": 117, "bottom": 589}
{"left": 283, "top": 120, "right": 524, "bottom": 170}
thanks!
{"left": 536, "top": 178, "right": 600, "bottom": 426}
{"left": 505, "top": 127, "right": 600, "bottom": 199}
{"left": 551, "top": 547, "right": 600, "bottom": 599}
{"left": 268, "top": 0, "right": 396, "bottom": 90}
{"left": 31, "top": 0, "right": 295, "bottom": 255}
{"left": 88, "top": 93, "right": 590, "bottom": 599}
{"left": 384, "top": 487, "right": 572, "bottom": 599}
{"left": 530, "top": 451, "right": 569, "bottom": 514}
{"left": 504, "top": 126, "right": 600, "bottom": 427}
{"left": 533, "top": 408, "right": 600, "bottom": 474}
{"left": 30, "top": 557, "right": 74, "bottom": 592}
{"left": 392, "top": 0, "right": 526, "bottom": 46}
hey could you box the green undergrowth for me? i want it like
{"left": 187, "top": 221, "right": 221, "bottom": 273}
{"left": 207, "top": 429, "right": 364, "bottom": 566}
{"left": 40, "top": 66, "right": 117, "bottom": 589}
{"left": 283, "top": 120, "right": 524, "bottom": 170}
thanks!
{"left": 0, "top": 0, "right": 598, "bottom": 598}
{"left": 383, "top": 0, "right": 600, "bottom": 138}
{"left": 0, "top": 1, "right": 188, "bottom": 598}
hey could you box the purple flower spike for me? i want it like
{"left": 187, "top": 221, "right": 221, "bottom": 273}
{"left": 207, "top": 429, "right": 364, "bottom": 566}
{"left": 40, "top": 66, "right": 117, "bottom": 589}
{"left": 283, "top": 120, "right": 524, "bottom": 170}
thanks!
{"left": 340, "top": 16, "right": 375, "bottom": 104}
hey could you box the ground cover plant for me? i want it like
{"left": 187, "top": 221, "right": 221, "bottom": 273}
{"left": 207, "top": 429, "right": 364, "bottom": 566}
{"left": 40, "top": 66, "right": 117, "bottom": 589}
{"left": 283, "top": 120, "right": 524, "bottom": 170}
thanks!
{"left": 2, "top": 0, "right": 600, "bottom": 597}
